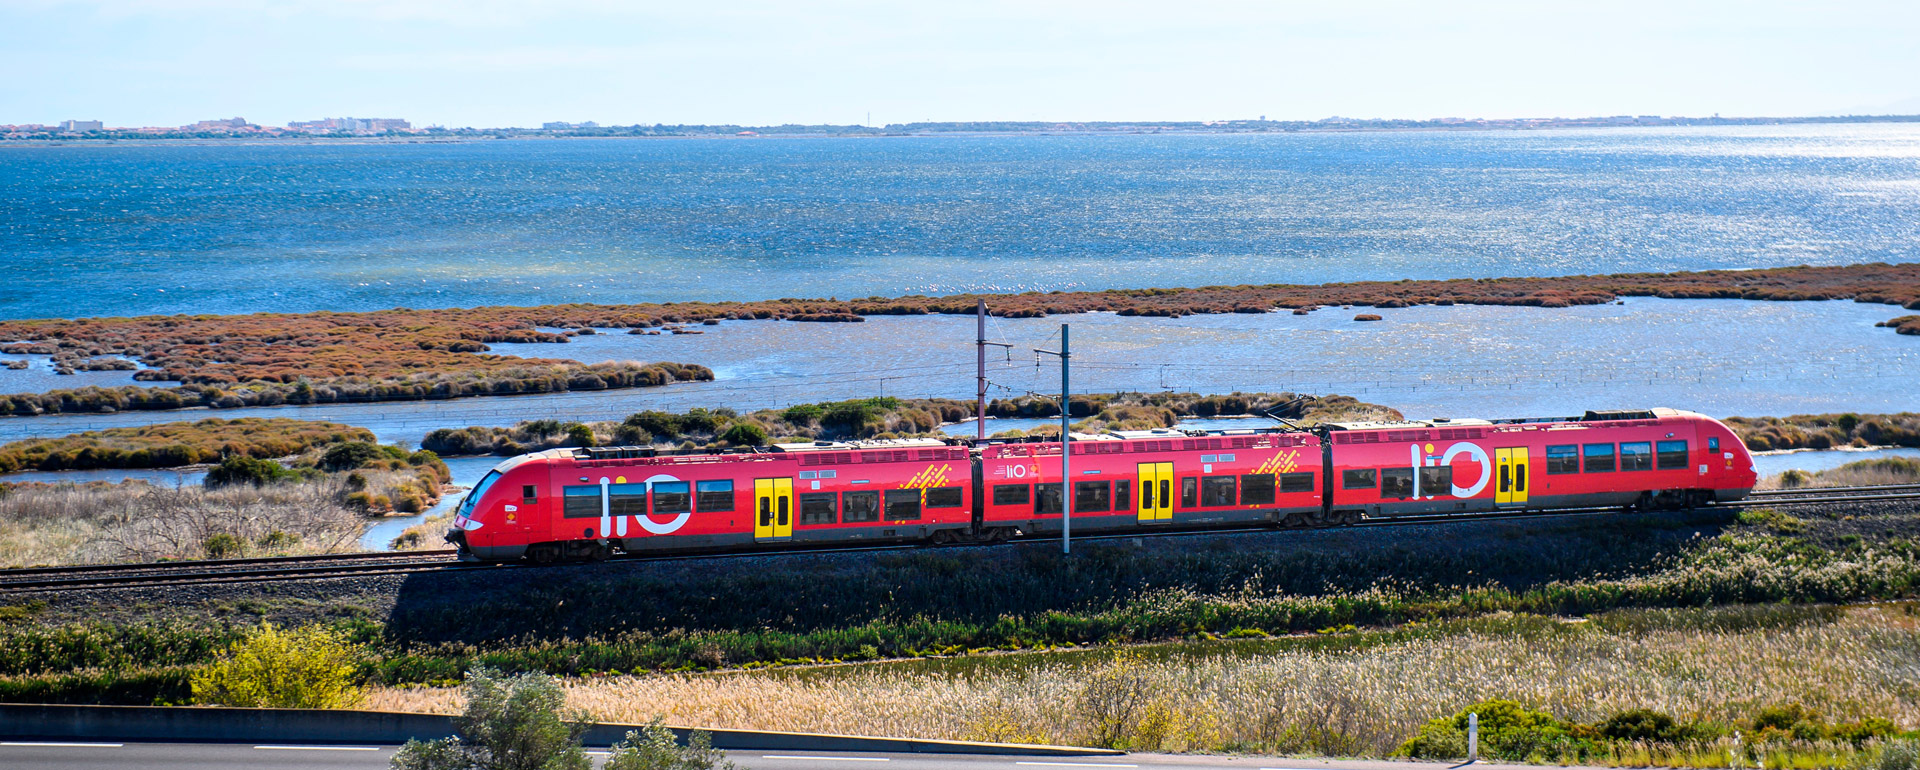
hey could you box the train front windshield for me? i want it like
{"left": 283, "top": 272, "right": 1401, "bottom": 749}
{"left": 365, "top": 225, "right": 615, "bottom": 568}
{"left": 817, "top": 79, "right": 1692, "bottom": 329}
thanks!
{"left": 460, "top": 470, "right": 503, "bottom": 518}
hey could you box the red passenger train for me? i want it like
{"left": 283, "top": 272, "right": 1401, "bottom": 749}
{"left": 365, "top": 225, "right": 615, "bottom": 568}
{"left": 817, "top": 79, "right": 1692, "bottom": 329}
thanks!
{"left": 446, "top": 407, "right": 1757, "bottom": 563}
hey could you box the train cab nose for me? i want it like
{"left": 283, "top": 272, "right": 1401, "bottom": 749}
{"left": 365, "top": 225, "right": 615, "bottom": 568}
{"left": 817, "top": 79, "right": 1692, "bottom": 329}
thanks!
{"left": 1704, "top": 424, "right": 1758, "bottom": 499}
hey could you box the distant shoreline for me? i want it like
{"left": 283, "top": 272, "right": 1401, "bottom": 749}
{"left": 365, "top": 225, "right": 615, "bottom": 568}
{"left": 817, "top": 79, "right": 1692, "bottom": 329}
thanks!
{"left": 7, "top": 113, "right": 1920, "bottom": 145}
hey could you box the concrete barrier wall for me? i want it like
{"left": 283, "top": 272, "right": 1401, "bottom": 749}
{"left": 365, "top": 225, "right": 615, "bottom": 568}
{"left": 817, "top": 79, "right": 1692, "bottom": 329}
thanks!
{"left": 0, "top": 703, "right": 1120, "bottom": 756}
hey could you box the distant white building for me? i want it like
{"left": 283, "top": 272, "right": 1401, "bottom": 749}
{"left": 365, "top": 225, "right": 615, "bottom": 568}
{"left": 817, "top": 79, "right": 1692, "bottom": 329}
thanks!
{"left": 188, "top": 117, "right": 251, "bottom": 130}
{"left": 288, "top": 117, "right": 411, "bottom": 133}
{"left": 60, "top": 119, "right": 104, "bottom": 132}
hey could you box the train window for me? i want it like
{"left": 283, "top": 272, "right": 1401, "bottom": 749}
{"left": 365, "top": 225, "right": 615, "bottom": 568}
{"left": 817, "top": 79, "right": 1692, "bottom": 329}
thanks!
{"left": 652, "top": 481, "right": 692, "bottom": 514}
{"left": 798, "top": 492, "right": 837, "bottom": 525}
{"left": 1114, "top": 480, "right": 1132, "bottom": 511}
{"left": 1583, "top": 443, "right": 1616, "bottom": 473}
{"left": 1621, "top": 442, "right": 1653, "bottom": 471}
{"left": 1342, "top": 469, "right": 1377, "bottom": 490}
{"left": 1419, "top": 466, "right": 1452, "bottom": 497}
{"left": 1656, "top": 440, "right": 1689, "bottom": 470}
{"left": 1201, "top": 476, "right": 1236, "bottom": 507}
{"left": 521, "top": 485, "right": 538, "bottom": 505}
{"left": 1180, "top": 477, "right": 1198, "bottom": 508}
{"left": 1545, "top": 445, "right": 1579, "bottom": 475}
{"left": 1240, "top": 474, "right": 1276, "bottom": 505}
{"left": 1035, "top": 483, "right": 1064, "bottom": 514}
{"left": 1380, "top": 468, "right": 1414, "bottom": 499}
{"left": 1280, "top": 472, "right": 1316, "bottom": 494}
{"left": 992, "top": 484, "right": 1030, "bottom": 506}
{"left": 843, "top": 491, "right": 880, "bottom": 523}
{"left": 562, "top": 486, "right": 600, "bottom": 519}
{"left": 925, "top": 487, "right": 964, "bottom": 508}
{"left": 1708, "top": 437, "right": 1720, "bottom": 453}
{"left": 884, "top": 489, "right": 922, "bottom": 521}
{"left": 609, "top": 483, "right": 648, "bottom": 516}
{"left": 1074, "top": 481, "right": 1111, "bottom": 513}
{"left": 695, "top": 480, "right": 734, "bottom": 512}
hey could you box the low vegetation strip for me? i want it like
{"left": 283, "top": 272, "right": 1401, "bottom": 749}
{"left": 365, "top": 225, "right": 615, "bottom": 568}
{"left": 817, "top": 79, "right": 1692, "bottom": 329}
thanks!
{"left": 1, "top": 263, "right": 1914, "bottom": 415}
{"left": 0, "top": 360, "right": 712, "bottom": 416}
{"left": 365, "top": 605, "right": 1920, "bottom": 764}
{"left": 1728, "top": 412, "right": 1920, "bottom": 452}
{"left": 0, "top": 417, "right": 373, "bottom": 472}
{"left": 3, "top": 493, "right": 1916, "bottom": 704}
{"left": 420, "top": 392, "right": 1396, "bottom": 456}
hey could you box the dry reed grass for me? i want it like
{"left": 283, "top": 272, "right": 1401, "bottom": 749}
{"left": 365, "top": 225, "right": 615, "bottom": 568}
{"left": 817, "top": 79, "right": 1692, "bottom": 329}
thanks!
{"left": 0, "top": 480, "right": 366, "bottom": 566}
{"left": 366, "top": 605, "right": 1920, "bottom": 760}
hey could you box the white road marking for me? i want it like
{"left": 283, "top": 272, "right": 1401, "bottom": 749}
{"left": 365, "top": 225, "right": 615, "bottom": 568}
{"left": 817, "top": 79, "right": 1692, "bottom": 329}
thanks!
{"left": 254, "top": 745, "right": 380, "bottom": 751}
{"left": 2, "top": 742, "right": 124, "bottom": 748}
{"left": 762, "top": 756, "right": 891, "bottom": 762}
{"left": 1014, "top": 763, "right": 1137, "bottom": 768}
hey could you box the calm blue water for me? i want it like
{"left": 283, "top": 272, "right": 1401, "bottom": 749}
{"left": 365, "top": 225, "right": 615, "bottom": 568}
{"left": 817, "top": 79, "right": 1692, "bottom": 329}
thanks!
{"left": 0, "top": 298, "right": 1912, "bottom": 449}
{"left": 4, "top": 125, "right": 1920, "bottom": 320}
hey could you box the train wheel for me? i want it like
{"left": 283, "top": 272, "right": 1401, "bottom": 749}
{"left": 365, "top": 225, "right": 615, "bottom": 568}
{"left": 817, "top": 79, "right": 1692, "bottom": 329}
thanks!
{"left": 931, "top": 529, "right": 956, "bottom": 546}
{"left": 587, "top": 543, "right": 612, "bottom": 562}
{"left": 528, "top": 545, "right": 558, "bottom": 565}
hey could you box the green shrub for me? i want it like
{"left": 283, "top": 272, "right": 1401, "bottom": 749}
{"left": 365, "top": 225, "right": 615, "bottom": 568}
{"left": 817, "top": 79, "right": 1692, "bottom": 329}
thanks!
{"left": 320, "top": 442, "right": 386, "bottom": 472}
{"left": 624, "top": 412, "right": 682, "bottom": 441}
{"left": 564, "top": 423, "right": 596, "bottom": 447}
{"left": 1597, "top": 708, "right": 1681, "bottom": 742}
{"left": 1399, "top": 700, "right": 1590, "bottom": 761}
{"left": 203, "top": 455, "right": 299, "bottom": 488}
{"left": 603, "top": 721, "right": 735, "bottom": 770}
{"left": 188, "top": 623, "right": 366, "bottom": 709}
{"left": 718, "top": 423, "right": 767, "bottom": 447}
{"left": 391, "top": 667, "right": 590, "bottom": 770}
{"left": 781, "top": 404, "right": 823, "bottom": 425}
{"left": 202, "top": 533, "right": 244, "bottom": 559}
{"left": 1876, "top": 740, "right": 1920, "bottom": 770}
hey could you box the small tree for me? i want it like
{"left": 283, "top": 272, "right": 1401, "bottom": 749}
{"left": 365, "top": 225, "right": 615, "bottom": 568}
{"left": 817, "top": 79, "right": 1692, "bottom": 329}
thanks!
{"left": 189, "top": 623, "right": 365, "bottom": 708}
{"left": 392, "top": 668, "right": 590, "bottom": 770}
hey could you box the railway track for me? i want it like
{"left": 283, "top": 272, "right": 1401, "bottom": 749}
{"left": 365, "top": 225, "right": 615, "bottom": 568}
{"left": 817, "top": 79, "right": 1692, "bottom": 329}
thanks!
{"left": 3, "top": 484, "right": 1914, "bottom": 594}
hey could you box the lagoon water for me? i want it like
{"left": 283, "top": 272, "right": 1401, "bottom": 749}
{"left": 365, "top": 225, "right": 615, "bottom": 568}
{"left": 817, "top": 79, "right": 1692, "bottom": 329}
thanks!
{"left": 4, "top": 125, "right": 1920, "bottom": 321}
{"left": 0, "top": 298, "right": 1912, "bottom": 448}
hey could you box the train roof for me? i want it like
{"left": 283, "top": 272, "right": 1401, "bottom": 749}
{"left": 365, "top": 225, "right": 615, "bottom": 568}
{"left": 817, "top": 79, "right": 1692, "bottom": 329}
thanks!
{"left": 771, "top": 438, "right": 956, "bottom": 452}
{"left": 1326, "top": 408, "right": 1694, "bottom": 432}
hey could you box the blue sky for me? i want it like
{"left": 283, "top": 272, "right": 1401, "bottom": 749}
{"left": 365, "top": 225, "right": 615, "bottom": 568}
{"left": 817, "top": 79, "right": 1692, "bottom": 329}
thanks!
{"left": 4, "top": 1, "right": 1918, "bottom": 128}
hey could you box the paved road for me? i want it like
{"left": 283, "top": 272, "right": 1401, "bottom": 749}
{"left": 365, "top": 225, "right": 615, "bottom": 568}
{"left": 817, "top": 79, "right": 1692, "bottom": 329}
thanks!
{"left": 0, "top": 742, "right": 1583, "bottom": 770}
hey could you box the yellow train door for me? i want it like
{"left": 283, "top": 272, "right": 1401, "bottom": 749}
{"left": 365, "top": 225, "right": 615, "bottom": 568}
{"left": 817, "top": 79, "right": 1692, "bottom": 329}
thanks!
{"left": 754, "top": 478, "right": 793, "bottom": 540}
{"left": 1136, "top": 462, "right": 1173, "bottom": 522}
{"left": 1495, "top": 448, "right": 1530, "bottom": 506}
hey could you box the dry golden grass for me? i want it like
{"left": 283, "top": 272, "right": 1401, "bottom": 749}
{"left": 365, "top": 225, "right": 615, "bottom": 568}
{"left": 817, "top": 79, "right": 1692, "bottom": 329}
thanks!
{"left": 0, "top": 480, "right": 367, "bottom": 566}
{"left": 367, "top": 605, "right": 1920, "bottom": 758}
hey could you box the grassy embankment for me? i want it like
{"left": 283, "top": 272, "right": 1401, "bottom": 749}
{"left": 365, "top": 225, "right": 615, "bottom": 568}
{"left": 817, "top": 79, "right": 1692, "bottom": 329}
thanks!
{"left": 0, "top": 439, "right": 451, "bottom": 567}
{"left": 4, "top": 262, "right": 1916, "bottom": 415}
{"left": 367, "top": 604, "right": 1920, "bottom": 765}
{"left": 0, "top": 417, "right": 373, "bottom": 473}
{"left": 2, "top": 459, "right": 1916, "bottom": 694}
{"left": 420, "top": 391, "right": 1395, "bottom": 455}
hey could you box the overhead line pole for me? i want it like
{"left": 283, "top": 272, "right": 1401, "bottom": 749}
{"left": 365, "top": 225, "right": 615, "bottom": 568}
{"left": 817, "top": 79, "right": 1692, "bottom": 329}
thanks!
{"left": 975, "top": 299, "right": 1011, "bottom": 441}
{"left": 1035, "top": 323, "right": 1071, "bottom": 555}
